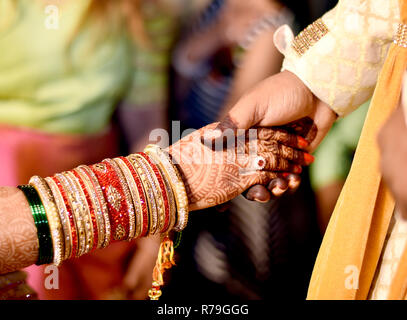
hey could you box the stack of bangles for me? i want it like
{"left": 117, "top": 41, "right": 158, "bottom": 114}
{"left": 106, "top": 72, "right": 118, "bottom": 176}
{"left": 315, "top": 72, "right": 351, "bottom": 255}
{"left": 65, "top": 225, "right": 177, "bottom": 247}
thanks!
{"left": 17, "top": 144, "right": 189, "bottom": 300}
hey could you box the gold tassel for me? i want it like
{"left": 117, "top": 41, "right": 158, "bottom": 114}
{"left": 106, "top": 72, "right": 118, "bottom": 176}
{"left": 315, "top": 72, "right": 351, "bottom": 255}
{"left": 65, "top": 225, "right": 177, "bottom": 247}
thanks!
{"left": 148, "top": 235, "right": 176, "bottom": 300}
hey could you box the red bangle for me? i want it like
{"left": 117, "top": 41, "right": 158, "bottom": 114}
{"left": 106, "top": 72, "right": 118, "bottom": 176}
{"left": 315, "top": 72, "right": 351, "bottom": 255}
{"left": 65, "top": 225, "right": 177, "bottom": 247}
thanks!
{"left": 119, "top": 157, "right": 149, "bottom": 237}
{"left": 51, "top": 176, "right": 78, "bottom": 259}
{"left": 138, "top": 152, "right": 170, "bottom": 233}
{"left": 77, "top": 165, "right": 111, "bottom": 248}
{"left": 72, "top": 170, "right": 99, "bottom": 251}
{"left": 90, "top": 160, "right": 131, "bottom": 242}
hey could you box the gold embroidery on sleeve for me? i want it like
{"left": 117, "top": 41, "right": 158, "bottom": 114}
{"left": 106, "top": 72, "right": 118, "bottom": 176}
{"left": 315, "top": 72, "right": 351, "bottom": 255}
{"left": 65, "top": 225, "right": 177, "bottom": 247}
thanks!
{"left": 292, "top": 19, "right": 329, "bottom": 56}
{"left": 394, "top": 23, "right": 407, "bottom": 48}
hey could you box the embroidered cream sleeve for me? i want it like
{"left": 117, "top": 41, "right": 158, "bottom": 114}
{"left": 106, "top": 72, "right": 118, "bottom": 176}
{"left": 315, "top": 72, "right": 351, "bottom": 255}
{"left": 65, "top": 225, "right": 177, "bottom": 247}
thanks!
{"left": 278, "top": 0, "right": 400, "bottom": 117}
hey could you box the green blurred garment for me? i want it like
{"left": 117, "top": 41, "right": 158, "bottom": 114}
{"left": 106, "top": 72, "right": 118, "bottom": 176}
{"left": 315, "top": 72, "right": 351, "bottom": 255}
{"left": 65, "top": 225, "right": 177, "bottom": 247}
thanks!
{"left": 0, "top": 0, "right": 177, "bottom": 134}
{"left": 0, "top": 0, "right": 131, "bottom": 134}
{"left": 309, "top": 101, "right": 370, "bottom": 190}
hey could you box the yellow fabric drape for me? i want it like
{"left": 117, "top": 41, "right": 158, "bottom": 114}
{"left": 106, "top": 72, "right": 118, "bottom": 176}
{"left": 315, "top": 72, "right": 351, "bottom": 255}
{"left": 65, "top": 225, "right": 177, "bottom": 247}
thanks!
{"left": 388, "top": 241, "right": 407, "bottom": 299}
{"left": 307, "top": 0, "right": 407, "bottom": 300}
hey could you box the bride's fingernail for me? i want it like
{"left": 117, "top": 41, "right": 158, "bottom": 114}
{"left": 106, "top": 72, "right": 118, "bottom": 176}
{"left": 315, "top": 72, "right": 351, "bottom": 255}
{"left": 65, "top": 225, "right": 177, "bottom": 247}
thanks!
{"left": 253, "top": 197, "right": 269, "bottom": 203}
{"left": 297, "top": 137, "right": 309, "bottom": 149}
{"left": 304, "top": 153, "right": 315, "bottom": 165}
{"left": 248, "top": 191, "right": 269, "bottom": 202}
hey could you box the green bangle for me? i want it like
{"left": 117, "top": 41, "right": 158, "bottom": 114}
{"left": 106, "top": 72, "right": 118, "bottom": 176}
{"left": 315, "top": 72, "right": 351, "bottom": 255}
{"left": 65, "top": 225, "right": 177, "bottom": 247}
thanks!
{"left": 18, "top": 185, "right": 53, "bottom": 265}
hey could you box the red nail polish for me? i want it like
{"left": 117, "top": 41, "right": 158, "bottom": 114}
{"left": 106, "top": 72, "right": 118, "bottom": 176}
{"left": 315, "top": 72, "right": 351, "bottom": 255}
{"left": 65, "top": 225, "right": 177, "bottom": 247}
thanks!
{"left": 297, "top": 137, "right": 309, "bottom": 149}
{"left": 304, "top": 153, "right": 315, "bottom": 165}
{"left": 282, "top": 173, "right": 290, "bottom": 178}
{"left": 294, "top": 165, "right": 302, "bottom": 174}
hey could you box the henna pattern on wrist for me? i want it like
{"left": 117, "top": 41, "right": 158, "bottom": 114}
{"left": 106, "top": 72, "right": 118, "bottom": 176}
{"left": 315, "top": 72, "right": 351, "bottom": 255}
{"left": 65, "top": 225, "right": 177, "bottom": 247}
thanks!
{"left": 0, "top": 187, "right": 38, "bottom": 274}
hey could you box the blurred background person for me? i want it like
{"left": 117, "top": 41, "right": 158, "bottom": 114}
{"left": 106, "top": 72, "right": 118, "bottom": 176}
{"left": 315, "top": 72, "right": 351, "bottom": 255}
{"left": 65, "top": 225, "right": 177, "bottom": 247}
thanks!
{"left": 158, "top": 0, "right": 337, "bottom": 300}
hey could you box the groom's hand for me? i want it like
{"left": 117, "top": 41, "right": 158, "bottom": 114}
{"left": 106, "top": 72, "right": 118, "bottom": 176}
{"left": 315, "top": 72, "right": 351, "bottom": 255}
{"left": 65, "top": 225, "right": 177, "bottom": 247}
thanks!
{"left": 219, "top": 70, "right": 338, "bottom": 201}
{"left": 226, "top": 70, "right": 337, "bottom": 152}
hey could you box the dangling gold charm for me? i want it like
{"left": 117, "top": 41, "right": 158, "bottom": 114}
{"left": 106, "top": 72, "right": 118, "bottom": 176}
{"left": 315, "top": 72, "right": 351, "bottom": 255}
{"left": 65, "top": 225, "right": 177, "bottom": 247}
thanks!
{"left": 148, "top": 235, "right": 176, "bottom": 300}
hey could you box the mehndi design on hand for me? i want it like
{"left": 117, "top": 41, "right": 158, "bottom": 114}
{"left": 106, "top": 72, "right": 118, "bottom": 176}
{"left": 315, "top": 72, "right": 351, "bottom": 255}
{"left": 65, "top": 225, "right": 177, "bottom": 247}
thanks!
{"left": 168, "top": 123, "right": 313, "bottom": 211}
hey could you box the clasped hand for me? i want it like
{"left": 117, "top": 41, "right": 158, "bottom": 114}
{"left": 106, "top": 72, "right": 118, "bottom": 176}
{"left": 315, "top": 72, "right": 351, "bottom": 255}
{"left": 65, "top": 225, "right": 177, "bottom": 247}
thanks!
{"left": 168, "top": 122, "right": 314, "bottom": 211}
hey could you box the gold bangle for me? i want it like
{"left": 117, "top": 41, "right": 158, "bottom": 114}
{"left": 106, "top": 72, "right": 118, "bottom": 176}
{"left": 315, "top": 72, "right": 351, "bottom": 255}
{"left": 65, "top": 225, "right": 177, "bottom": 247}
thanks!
{"left": 74, "top": 167, "right": 105, "bottom": 249}
{"left": 29, "top": 176, "right": 64, "bottom": 266}
{"left": 144, "top": 145, "right": 189, "bottom": 232}
{"left": 56, "top": 173, "right": 86, "bottom": 257}
{"left": 144, "top": 150, "right": 177, "bottom": 233}
{"left": 45, "top": 177, "right": 72, "bottom": 261}
{"left": 134, "top": 154, "right": 166, "bottom": 234}
{"left": 113, "top": 157, "right": 143, "bottom": 240}
{"left": 127, "top": 154, "right": 159, "bottom": 235}
{"left": 64, "top": 171, "right": 94, "bottom": 254}
{"left": 159, "top": 166, "right": 177, "bottom": 233}
{"left": 78, "top": 165, "right": 111, "bottom": 248}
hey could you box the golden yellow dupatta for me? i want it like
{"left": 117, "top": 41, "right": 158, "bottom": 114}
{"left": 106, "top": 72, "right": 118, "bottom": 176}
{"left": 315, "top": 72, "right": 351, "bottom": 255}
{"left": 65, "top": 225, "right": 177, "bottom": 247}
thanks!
{"left": 307, "top": 0, "right": 407, "bottom": 300}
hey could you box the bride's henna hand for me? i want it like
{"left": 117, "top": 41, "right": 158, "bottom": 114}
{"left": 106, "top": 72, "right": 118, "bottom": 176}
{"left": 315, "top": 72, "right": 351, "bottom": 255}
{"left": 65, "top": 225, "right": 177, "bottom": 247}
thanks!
{"left": 208, "top": 116, "right": 317, "bottom": 202}
{"left": 281, "top": 117, "right": 318, "bottom": 144}
{"left": 256, "top": 127, "right": 314, "bottom": 167}
{"left": 168, "top": 123, "right": 313, "bottom": 211}
{"left": 254, "top": 118, "right": 316, "bottom": 201}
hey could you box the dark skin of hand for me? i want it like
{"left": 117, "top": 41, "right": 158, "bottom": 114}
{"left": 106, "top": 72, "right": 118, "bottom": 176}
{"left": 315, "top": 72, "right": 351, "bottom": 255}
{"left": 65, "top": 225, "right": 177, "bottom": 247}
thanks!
{"left": 378, "top": 106, "right": 407, "bottom": 218}
{"left": 220, "top": 71, "right": 337, "bottom": 202}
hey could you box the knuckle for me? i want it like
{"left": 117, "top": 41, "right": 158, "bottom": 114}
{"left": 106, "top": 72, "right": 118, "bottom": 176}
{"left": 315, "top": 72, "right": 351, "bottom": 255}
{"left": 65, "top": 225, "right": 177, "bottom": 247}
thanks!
{"left": 270, "top": 141, "right": 279, "bottom": 154}
{"left": 269, "top": 154, "right": 278, "bottom": 169}
{"left": 278, "top": 157, "right": 288, "bottom": 170}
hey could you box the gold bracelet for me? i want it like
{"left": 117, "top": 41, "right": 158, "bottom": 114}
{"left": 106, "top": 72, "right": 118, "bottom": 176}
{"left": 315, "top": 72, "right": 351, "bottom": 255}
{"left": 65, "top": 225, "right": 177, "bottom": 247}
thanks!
{"left": 78, "top": 165, "right": 111, "bottom": 248}
{"left": 73, "top": 167, "right": 105, "bottom": 249}
{"left": 158, "top": 165, "right": 177, "bottom": 233}
{"left": 45, "top": 177, "right": 72, "bottom": 261}
{"left": 29, "top": 176, "right": 64, "bottom": 266}
{"left": 144, "top": 145, "right": 189, "bottom": 232}
{"left": 56, "top": 173, "right": 87, "bottom": 257}
{"left": 64, "top": 171, "right": 94, "bottom": 254}
{"left": 119, "top": 157, "right": 150, "bottom": 237}
{"left": 144, "top": 149, "right": 177, "bottom": 233}
{"left": 127, "top": 154, "right": 159, "bottom": 235}
{"left": 113, "top": 157, "right": 143, "bottom": 240}
{"left": 134, "top": 154, "right": 166, "bottom": 234}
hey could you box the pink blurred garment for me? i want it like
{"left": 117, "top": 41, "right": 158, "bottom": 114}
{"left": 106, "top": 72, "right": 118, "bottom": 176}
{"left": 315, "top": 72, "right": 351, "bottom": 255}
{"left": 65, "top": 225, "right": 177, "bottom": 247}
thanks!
{"left": 0, "top": 125, "right": 119, "bottom": 186}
